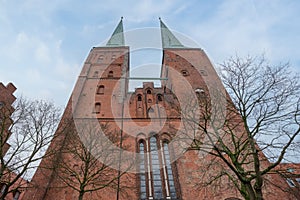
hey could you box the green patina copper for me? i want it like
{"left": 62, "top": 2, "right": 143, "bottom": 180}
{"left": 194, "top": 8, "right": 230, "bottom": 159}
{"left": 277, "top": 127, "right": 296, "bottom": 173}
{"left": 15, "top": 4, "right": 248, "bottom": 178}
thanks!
{"left": 106, "top": 17, "right": 125, "bottom": 47}
{"left": 159, "top": 18, "right": 184, "bottom": 48}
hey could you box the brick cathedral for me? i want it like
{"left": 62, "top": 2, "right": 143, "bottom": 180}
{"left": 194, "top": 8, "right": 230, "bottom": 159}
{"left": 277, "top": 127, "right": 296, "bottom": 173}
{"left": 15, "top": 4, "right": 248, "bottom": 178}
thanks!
{"left": 10, "top": 19, "right": 298, "bottom": 200}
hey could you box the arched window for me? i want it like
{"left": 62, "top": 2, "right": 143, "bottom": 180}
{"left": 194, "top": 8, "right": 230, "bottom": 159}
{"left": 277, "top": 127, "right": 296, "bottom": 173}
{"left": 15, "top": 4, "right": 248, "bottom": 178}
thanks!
{"left": 97, "top": 85, "right": 104, "bottom": 94}
{"left": 95, "top": 103, "right": 101, "bottom": 114}
{"left": 195, "top": 88, "right": 205, "bottom": 98}
{"left": 147, "top": 89, "right": 152, "bottom": 94}
{"left": 138, "top": 136, "right": 179, "bottom": 199}
{"left": 108, "top": 71, "right": 113, "bottom": 78}
{"left": 139, "top": 141, "right": 147, "bottom": 199}
{"left": 163, "top": 142, "right": 177, "bottom": 199}
{"left": 157, "top": 94, "right": 163, "bottom": 101}
{"left": 150, "top": 136, "right": 163, "bottom": 199}
{"left": 93, "top": 71, "right": 99, "bottom": 78}
{"left": 181, "top": 70, "right": 189, "bottom": 76}
{"left": 137, "top": 95, "right": 142, "bottom": 101}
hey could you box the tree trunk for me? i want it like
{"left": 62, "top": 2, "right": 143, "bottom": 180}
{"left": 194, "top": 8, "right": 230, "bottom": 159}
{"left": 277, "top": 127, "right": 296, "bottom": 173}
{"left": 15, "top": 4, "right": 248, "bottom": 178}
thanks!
{"left": 243, "top": 182, "right": 256, "bottom": 200}
{"left": 78, "top": 191, "right": 85, "bottom": 200}
{"left": 254, "top": 179, "right": 264, "bottom": 200}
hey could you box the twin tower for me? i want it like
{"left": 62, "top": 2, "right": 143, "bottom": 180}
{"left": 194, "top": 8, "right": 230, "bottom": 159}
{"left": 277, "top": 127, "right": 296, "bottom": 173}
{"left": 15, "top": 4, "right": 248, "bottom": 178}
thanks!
{"left": 22, "top": 19, "right": 233, "bottom": 200}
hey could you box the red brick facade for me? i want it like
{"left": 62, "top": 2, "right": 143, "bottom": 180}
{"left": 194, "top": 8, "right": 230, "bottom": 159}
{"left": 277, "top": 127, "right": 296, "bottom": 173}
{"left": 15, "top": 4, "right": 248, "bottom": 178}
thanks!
{"left": 20, "top": 23, "right": 299, "bottom": 200}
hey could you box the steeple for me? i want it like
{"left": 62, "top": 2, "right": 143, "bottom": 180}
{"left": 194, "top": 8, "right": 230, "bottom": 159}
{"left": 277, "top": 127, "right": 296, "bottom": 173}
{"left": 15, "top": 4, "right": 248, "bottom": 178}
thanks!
{"left": 106, "top": 17, "right": 125, "bottom": 47}
{"left": 159, "top": 18, "right": 184, "bottom": 48}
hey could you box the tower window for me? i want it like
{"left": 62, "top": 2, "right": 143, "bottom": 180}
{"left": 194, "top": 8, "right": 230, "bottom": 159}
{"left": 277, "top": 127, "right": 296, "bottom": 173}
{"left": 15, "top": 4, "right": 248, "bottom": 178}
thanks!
{"left": 146, "top": 89, "right": 152, "bottom": 94}
{"left": 94, "top": 103, "right": 101, "bottom": 114}
{"left": 286, "top": 178, "right": 296, "bottom": 187}
{"left": 97, "top": 55, "right": 104, "bottom": 63}
{"left": 108, "top": 71, "right": 114, "bottom": 78}
{"left": 200, "top": 70, "right": 208, "bottom": 76}
{"left": 97, "top": 85, "right": 104, "bottom": 94}
{"left": 181, "top": 70, "right": 189, "bottom": 76}
{"left": 195, "top": 88, "right": 205, "bottom": 98}
{"left": 93, "top": 71, "right": 99, "bottom": 78}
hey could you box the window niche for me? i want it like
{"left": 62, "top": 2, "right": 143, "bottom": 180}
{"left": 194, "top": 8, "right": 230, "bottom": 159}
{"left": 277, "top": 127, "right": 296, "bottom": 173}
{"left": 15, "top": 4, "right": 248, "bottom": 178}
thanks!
{"left": 137, "top": 95, "right": 142, "bottom": 101}
{"left": 195, "top": 88, "right": 205, "bottom": 98}
{"left": 108, "top": 71, "right": 114, "bottom": 78}
{"left": 93, "top": 71, "right": 99, "bottom": 78}
{"left": 94, "top": 103, "right": 101, "bottom": 114}
{"left": 97, "top": 85, "right": 105, "bottom": 95}
{"left": 97, "top": 55, "right": 104, "bottom": 63}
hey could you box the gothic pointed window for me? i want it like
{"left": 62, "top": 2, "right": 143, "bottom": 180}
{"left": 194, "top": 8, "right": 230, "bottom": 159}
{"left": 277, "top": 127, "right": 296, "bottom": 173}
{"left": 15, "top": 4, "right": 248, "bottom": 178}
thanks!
{"left": 150, "top": 136, "right": 163, "bottom": 199}
{"left": 138, "top": 136, "right": 179, "bottom": 200}
{"left": 139, "top": 141, "right": 147, "bottom": 200}
{"left": 163, "top": 142, "right": 177, "bottom": 199}
{"left": 138, "top": 95, "right": 142, "bottom": 101}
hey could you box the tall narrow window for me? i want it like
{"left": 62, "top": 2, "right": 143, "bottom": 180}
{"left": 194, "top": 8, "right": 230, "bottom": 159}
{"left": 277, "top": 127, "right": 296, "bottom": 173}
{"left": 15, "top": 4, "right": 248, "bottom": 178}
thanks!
{"left": 138, "top": 136, "right": 179, "bottom": 199}
{"left": 150, "top": 136, "right": 163, "bottom": 199}
{"left": 139, "top": 142, "right": 147, "bottom": 200}
{"left": 0, "top": 184, "right": 7, "bottom": 194}
{"left": 93, "top": 71, "right": 99, "bottom": 78}
{"left": 138, "top": 95, "right": 142, "bottom": 101}
{"left": 163, "top": 142, "right": 177, "bottom": 199}
{"left": 13, "top": 190, "right": 20, "bottom": 200}
{"left": 97, "top": 85, "right": 104, "bottom": 94}
{"left": 95, "top": 103, "right": 101, "bottom": 114}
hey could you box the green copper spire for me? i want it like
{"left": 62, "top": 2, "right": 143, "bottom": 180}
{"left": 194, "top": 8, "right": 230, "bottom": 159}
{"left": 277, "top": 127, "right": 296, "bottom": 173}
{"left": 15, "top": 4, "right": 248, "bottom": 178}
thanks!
{"left": 159, "top": 18, "right": 184, "bottom": 48}
{"left": 106, "top": 17, "right": 125, "bottom": 46}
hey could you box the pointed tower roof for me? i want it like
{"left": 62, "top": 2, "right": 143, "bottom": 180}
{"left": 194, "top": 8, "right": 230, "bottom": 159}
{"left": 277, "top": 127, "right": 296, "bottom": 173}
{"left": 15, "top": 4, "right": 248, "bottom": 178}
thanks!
{"left": 106, "top": 17, "right": 125, "bottom": 47}
{"left": 159, "top": 18, "right": 184, "bottom": 48}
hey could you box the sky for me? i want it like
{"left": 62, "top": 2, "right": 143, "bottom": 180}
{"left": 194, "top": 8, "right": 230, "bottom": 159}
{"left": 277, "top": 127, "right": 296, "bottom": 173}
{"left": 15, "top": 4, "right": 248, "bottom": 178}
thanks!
{"left": 0, "top": 0, "right": 300, "bottom": 108}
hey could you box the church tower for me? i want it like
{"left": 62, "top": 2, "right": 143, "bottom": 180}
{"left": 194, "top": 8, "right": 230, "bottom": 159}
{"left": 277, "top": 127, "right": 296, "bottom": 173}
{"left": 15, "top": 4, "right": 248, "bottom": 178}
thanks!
{"left": 21, "top": 19, "right": 293, "bottom": 200}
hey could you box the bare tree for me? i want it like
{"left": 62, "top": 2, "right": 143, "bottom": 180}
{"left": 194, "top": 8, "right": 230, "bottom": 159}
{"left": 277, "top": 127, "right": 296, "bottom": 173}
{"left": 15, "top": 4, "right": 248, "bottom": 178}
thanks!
{"left": 0, "top": 97, "right": 61, "bottom": 200}
{"left": 178, "top": 55, "right": 300, "bottom": 200}
{"left": 55, "top": 121, "right": 132, "bottom": 200}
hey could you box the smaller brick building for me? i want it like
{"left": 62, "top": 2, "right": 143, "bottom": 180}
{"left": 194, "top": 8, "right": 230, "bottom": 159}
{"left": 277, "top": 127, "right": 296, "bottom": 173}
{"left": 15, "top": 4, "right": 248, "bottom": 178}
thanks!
{"left": 0, "top": 82, "right": 16, "bottom": 154}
